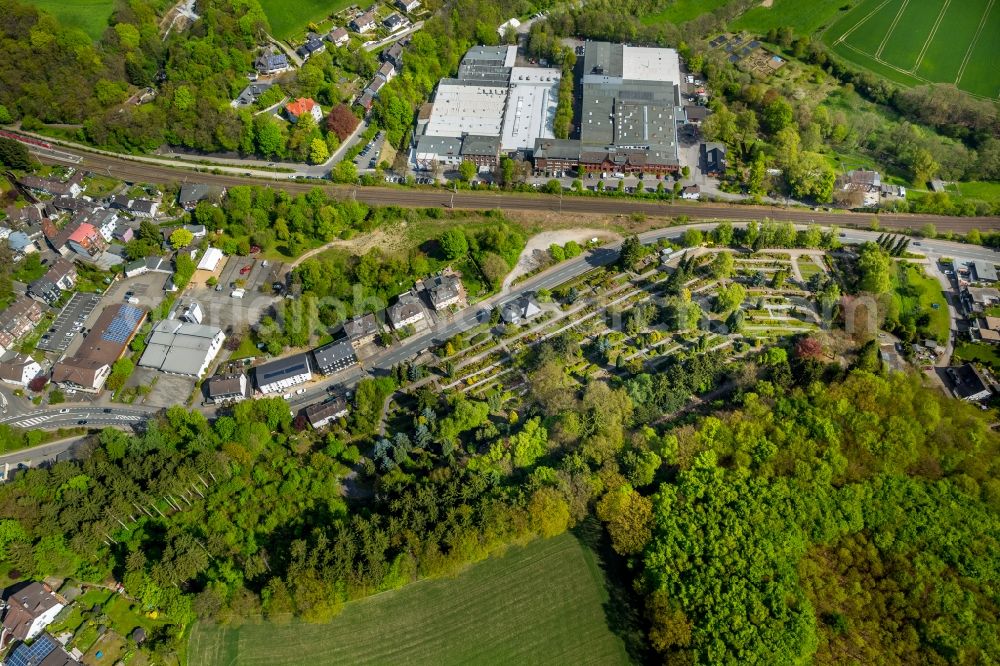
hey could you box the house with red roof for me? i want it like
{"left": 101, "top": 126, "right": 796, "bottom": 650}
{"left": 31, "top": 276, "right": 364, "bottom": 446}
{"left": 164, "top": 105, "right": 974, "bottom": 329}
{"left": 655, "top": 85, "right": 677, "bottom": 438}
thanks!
{"left": 285, "top": 98, "right": 323, "bottom": 124}
{"left": 66, "top": 222, "right": 106, "bottom": 258}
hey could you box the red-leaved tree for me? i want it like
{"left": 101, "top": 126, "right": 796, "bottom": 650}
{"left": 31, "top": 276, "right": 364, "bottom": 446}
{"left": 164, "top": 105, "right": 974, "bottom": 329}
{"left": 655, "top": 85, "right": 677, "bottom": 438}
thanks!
{"left": 326, "top": 104, "right": 360, "bottom": 141}
{"left": 795, "top": 336, "right": 824, "bottom": 361}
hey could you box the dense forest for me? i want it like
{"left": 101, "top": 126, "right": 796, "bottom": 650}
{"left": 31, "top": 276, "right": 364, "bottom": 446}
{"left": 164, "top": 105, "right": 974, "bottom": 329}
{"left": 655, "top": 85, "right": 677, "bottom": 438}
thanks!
{"left": 1, "top": 311, "right": 997, "bottom": 662}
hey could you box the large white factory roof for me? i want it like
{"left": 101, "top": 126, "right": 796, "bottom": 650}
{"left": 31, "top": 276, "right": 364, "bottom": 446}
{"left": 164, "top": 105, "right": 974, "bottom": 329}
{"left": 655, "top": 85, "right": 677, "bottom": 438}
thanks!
{"left": 500, "top": 67, "right": 561, "bottom": 151}
{"left": 621, "top": 46, "right": 681, "bottom": 84}
{"left": 424, "top": 83, "right": 509, "bottom": 137}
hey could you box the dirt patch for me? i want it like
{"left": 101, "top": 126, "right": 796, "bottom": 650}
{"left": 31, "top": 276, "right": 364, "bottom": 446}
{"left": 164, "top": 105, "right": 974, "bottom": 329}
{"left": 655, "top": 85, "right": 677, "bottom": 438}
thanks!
{"left": 503, "top": 228, "right": 621, "bottom": 290}
{"left": 760, "top": 0, "right": 773, "bottom": 7}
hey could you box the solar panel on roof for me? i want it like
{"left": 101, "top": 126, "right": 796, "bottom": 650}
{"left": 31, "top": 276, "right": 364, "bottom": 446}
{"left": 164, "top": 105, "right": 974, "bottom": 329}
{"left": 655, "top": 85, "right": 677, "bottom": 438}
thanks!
{"left": 6, "top": 634, "right": 57, "bottom": 666}
{"left": 101, "top": 305, "right": 144, "bottom": 342}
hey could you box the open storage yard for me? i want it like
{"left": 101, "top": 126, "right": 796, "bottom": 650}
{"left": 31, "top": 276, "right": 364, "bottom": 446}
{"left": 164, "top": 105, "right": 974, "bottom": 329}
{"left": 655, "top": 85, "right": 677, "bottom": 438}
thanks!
{"left": 188, "top": 533, "right": 629, "bottom": 666}
{"left": 823, "top": 0, "right": 1000, "bottom": 99}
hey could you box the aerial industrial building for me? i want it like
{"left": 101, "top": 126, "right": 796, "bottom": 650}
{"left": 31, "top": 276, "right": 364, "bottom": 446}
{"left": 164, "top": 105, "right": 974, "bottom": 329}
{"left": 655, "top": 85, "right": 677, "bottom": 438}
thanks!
{"left": 414, "top": 41, "right": 682, "bottom": 176}
{"left": 138, "top": 318, "right": 226, "bottom": 377}
{"left": 414, "top": 45, "right": 561, "bottom": 170}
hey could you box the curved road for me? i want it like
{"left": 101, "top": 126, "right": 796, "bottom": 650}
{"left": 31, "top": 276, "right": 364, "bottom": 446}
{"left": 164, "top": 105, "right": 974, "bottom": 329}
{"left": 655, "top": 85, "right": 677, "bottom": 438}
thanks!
{"left": 3, "top": 222, "right": 993, "bottom": 442}
{"left": 35, "top": 143, "right": 999, "bottom": 233}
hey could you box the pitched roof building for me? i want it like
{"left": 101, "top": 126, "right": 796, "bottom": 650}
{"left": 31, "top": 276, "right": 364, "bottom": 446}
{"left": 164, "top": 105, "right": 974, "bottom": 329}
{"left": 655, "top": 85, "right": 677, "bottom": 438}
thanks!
{"left": 254, "top": 352, "right": 313, "bottom": 394}
{"left": 50, "top": 358, "right": 111, "bottom": 393}
{"left": 311, "top": 339, "right": 358, "bottom": 375}
{"left": 418, "top": 273, "right": 462, "bottom": 310}
{"left": 3, "top": 633, "right": 81, "bottom": 666}
{"left": 501, "top": 295, "right": 542, "bottom": 324}
{"left": 0, "top": 297, "right": 44, "bottom": 353}
{"left": 1, "top": 581, "right": 65, "bottom": 644}
{"left": 285, "top": 97, "right": 324, "bottom": 124}
{"left": 343, "top": 313, "right": 379, "bottom": 348}
{"left": 304, "top": 396, "right": 349, "bottom": 429}
{"left": 0, "top": 353, "right": 42, "bottom": 387}
{"left": 204, "top": 373, "right": 249, "bottom": 404}
{"left": 387, "top": 291, "right": 425, "bottom": 329}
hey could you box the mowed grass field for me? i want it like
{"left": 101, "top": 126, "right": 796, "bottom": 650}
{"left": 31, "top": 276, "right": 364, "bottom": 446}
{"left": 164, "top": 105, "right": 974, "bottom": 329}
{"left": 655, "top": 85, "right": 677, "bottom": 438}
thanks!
{"left": 823, "top": 0, "right": 1000, "bottom": 99}
{"left": 188, "top": 533, "right": 630, "bottom": 666}
{"left": 258, "top": 0, "right": 356, "bottom": 40}
{"left": 731, "top": 0, "right": 855, "bottom": 35}
{"left": 641, "top": 0, "right": 731, "bottom": 25}
{"left": 24, "top": 0, "right": 113, "bottom": 40}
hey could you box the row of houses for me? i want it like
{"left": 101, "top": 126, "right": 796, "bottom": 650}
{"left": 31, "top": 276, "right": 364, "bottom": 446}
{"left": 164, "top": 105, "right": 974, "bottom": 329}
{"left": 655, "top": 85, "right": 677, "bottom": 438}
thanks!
{"left": 0, "top": 297, "right": 44, "bottom": 357}
{"left": 356, "top": 42, "right": 404, "bottom": 113}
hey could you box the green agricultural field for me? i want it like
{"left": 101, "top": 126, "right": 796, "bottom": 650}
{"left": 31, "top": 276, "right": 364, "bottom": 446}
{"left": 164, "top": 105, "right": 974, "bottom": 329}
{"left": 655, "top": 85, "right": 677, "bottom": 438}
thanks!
{"left": 823, "top": 0, "right": 1000, "bottom": 99}
{"left": 188, "top": 533, "right": 630, "bottom": 666}
{"left": 258, "top": 0, "right": 355, "bottom": 41}
{"left": 24, "top": 0, "right": 113, "bottom": 40}
{"left": 731, "top": 0, "right": 854, "bottom": 35}
{"left": 641, "top": 0, "right": 731, "bottom": 25}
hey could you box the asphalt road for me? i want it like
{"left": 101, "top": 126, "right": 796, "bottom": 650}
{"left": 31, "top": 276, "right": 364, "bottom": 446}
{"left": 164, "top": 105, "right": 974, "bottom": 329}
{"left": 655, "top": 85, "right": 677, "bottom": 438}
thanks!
{"left": 3, "top": 219, "right": 997, "bottom": 440}
{"left": 0, "top": 436, "right": 90, "bottom": 477}
{"left": 0, "top": 405, "right": 152, "bottom": 428}
{"left": 37, "top": 145, "right": 1000, "bottom": 233}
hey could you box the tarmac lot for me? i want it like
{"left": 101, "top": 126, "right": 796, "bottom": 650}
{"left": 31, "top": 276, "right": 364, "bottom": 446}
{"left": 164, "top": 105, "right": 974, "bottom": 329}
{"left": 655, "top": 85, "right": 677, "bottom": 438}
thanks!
{"left": 36, "top": 293, "right": 101, "bottom": 353}
{"left": 113, "top": 271, "right": 172, "bottom": 310}
{"left": 128, "top": 367, "right": 197, "bottom": 408}
{"left": 189, "top": 256, "right": 281, "bottom": 332}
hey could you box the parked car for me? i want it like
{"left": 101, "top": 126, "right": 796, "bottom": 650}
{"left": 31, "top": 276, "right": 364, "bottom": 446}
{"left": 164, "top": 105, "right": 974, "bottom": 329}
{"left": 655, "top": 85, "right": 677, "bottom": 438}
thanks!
{"left": 240, "top": 265, "right": 252, "bottom": 275}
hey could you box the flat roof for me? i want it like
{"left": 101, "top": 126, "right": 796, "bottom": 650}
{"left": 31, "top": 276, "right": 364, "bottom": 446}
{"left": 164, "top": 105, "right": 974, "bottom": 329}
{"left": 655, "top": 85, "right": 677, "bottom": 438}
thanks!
{"left": 972, "top": 260, "right": 998, "bottom": 282}
{"left": 621, "top": 46, "right": 680, "bottom": 84}
{"left": 500, "top": 68, "right": 561, "bottom": 151}
{"left": 425, "top": 82, "right": 508, "bottom": 137}
{"left": 138, "top": 319, "right": 224, "bottom": 376}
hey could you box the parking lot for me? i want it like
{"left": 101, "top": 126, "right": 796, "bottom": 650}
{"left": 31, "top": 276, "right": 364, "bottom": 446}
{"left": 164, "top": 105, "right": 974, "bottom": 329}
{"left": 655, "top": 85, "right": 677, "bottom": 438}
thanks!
{"left": 36, "top": 293, "right": 101, "bottom": 353}
{"left": 188, "top": 256, "right": 282, "bottom": 331}
{"left": 109, "top": 271, "right": 171, "bottom": 311}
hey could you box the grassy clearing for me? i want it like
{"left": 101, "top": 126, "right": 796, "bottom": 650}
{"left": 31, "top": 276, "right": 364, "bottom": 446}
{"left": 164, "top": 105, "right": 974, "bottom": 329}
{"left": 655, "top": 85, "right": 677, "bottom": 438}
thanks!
{"left": 731, "top": 0, "right": 853, "bottom": 35}
{"left": 188, "top": 532, "right": 629, "bottom": 666}
{"left": 955, "top": 341, "right": 1000, "bottom": 372}
{"left": 894, "top": 263, "right": 949, "bottom": 343}
{"left": 258, "top": 0, "right": 356, "bottom": 41}
{"left": 641, "top": 0, "right": 730, "bottom": 25}
{"left": 24, "top": 0, "right": 113, "bottom": 40}
{"left": 954, "top": 181, "right": 1000, "bottom": 205}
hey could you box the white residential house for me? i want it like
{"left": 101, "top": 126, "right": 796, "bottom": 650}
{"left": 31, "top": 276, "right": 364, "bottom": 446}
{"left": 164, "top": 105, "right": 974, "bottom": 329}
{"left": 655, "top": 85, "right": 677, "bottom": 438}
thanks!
{"left": 680, "top": 184, "right": 701, "bottom": 200}
{"left": 1, "top": 582, "right": 66, "bottom": 644}
{"left": 396, "top": 0, "right": 421, "bottom": 12}
{"left": 351, "top": 11, "right": 376, "bottom": 33}
{"left": 328, "top": 27, "right": 349, "bottom": 46}
{"left": 0, "top": 353, "right": 42, "bottom": 387}
{"left": 93, "top": 208, "right": 119, "bottom": 242}
{"left": 387, "top": 291, "right": 426, "bottom": 329}
{"left": 254, "top": 352, "right": 313, "bottom": 394}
